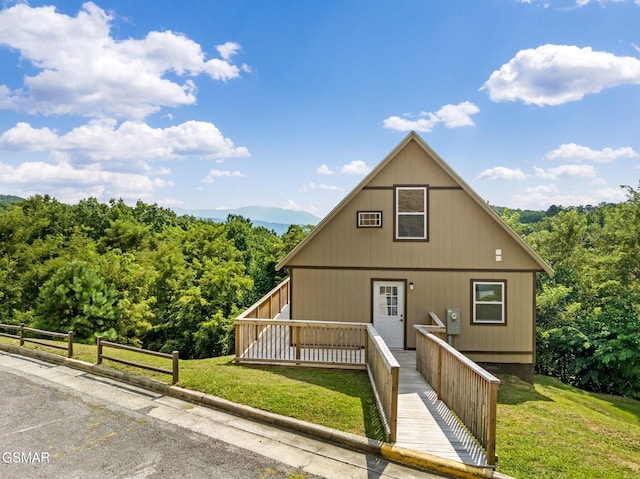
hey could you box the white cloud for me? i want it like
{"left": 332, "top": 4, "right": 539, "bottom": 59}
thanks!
{"left": 0, "top": 3, "right": 248, "bottom": 119}
{"left": 546, "top": 143, "right": 639, "bottom": 162}
{"left": 383, "top": 115, "right": 439, "bottom": 133}
{"left": 341, "top": 160, "right": 371, "bottom": 175}
{"left": 316, "top": 164, "right": 334, "bottom": 175}
{"left": 482, "top": 44, "right": 640, "bottom": 106}
{"left": 534, "top": 164, "right": 597, "bottom": 179}
{"left": 0, "top": 120, "right": 249, "bottom": 172}
{"left": 283, "top": 199, "right": 323, "bottom": 217}
{"left": 202, "top": 169, "right": 245, "bottom": 184}
{"left": 575, "top": 0, "right": 631, "bottom": 6}
{"left": 594, "top": 186, "right": 628, "bottom": 202}
{"left": 434, "top": 102, "right": 481, "bottom": 128}
{"left": 216, "top": 41, "right": 241, "bottom": 61}
{"left": 477, "top": 166, "right": 528, "bottom": 180}
{"left": 299, "top": 182, "right": 342, "bottom": 192}
{"left": 383, "top": 101, "right": 479, "bottom": 132}
{"left": 510, "top": 183, "right": 628, "bottom": 209}
{"left": 0, "top": 159, "right": 171, "bottom": 203}
{"left": 511, "top": 185, "right": 593, "bottom": 209}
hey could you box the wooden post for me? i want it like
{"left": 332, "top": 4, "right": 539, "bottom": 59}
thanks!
{"left": 295, "top": 326, "right": 301, "bottom": 360}
{"left": 234, "top": 323, "right": 240, "bottom": 360}
{"left": 20, "top": 323, "right": 25, "bottom": 347}
{"left": 436, "top": 342, "right": 443, "bottom": 400}
{"left": 96, "top": 336, "right": 102, "bottom": 365}
{"left": 486, "top": 381, "right": 499, "bottom": 466}
{"left": 172, "top": 351, "right": 179, "bottom": 385}
{"left": 68, "top": 331, "right": 74, "bottom": 358}
{"left": 389, "top": 365, "right": 399, "bottom": 442}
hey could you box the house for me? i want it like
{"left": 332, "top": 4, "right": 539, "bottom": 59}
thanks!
{"left": 276, "top": 131, "right": 552, "bottom": 382}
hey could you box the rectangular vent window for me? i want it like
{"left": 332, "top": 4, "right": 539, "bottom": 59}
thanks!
{"left": 358, "top": 211, "right": 382, "bottom": 228}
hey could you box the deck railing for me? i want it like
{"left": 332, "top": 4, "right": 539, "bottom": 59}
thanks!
{"left": 237, "top": 277, "right": 290, "bottom": 320}
{"left": 366, "top": 325, "right": 399, "bottom": 441}
{"left": 415, "top": 323, "right": 500, "bottom": 465}
{"left": 234, "top": 318, "right": 368, "bottom": 368}
{"left": 420, "top": 312, "right": 447, "bottom": 340}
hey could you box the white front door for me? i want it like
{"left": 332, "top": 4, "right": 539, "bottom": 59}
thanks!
{"left": 373, "top": 281, "right": 405, "bottom": 349}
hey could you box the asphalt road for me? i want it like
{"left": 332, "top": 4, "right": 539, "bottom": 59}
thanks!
{"left": 0, "top": 352, "right": 444, "bottom": 479}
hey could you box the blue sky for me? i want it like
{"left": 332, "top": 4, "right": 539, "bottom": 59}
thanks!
{"left": 0, "top": 0, "right": 639, "bottom": 218}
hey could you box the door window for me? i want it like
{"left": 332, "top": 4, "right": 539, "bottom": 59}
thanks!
{"left": 378, "top": 286, "right": 398, "bottom": 316}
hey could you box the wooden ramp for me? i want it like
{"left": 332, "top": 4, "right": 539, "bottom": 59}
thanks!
{"left": 392, "top": 350, "right": 488, "bottom": 467}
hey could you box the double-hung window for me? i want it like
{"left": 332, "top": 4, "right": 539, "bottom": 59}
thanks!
{"left": 395, "top": 186, "right": 427, "bottom": 240}
{"left": 472, "top": 280, "right": 506, "bottom": 324}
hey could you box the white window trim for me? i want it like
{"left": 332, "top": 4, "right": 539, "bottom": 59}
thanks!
{"left": 395, "top": 186, "right": 427, "bottom": 240}
{"left": 358, "top": 211, "right": 382, "bottom": 228}
{"left": 472, "top": 280, "right": 506, "bottom": 324}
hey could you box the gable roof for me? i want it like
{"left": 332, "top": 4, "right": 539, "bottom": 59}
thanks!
{"left": 277, "top": 131, "right": 553, "bottom": 274}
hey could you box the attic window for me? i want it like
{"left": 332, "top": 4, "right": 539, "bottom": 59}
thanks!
{"left": 357, "top": 211, "right": 382, "bottom": 228}
{"left": 395, "top": 186, "right": 428, "bottom": 240}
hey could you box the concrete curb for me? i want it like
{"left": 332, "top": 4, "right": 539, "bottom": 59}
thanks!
{"left": 0, "top": 344, "right": 511, "bottom": 479}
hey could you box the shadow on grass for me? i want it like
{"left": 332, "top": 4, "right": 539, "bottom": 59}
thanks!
{"left": 230, "top": 361, "right": 387, "bottom": 441}
{"left": 497, "top": 374, "right": 552, "bottom": 405}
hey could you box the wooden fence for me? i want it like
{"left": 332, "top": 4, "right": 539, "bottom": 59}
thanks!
{"left": 421, "top": 312, "right": 447, "bottom": 340}
{"left": 237, "top": 277, "right": 290, "bottom": 320}
{"left": 0, "top": 322, "right": 73, "bottom": 358}
{"left": 97, "top": 337, "right": 179, "bottom": 384}
{"left": 235, "top": 318, "right": 368, "bottom": 368}
{"left": 415, "top": 323, "right": 500, "bottom": 465}
{"left": 365, "top": 325, "right": 399, "bottom": 442}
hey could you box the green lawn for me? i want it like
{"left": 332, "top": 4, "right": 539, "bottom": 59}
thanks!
{"left": 496, "top": 374, "right": 640, "bottom": 479}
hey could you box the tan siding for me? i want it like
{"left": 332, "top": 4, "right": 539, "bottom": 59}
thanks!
{"left": 285, "top": 141, "right": 542, "bottom": 271}
{"left": 368, "top": 140, "right": 457, "bottom": 187}
{"left": 291, "top": 269, "right": 534, "bottom": 363}
{"left": 283, "top": 133, "right": 547, "bottom": 367}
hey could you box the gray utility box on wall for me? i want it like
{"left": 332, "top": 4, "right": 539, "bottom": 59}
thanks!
{"left": 446, "top": 308, "right": 461, "bottom": 335}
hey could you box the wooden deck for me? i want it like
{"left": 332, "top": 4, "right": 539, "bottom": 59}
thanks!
{"left": 237, "top": 300, "right": 488, "bottom": 466}
{"left": 393, "top": 350, "right": 488, "bottom": 466}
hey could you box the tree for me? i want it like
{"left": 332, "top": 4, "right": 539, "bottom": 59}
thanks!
{"left": 35, "top": 261, "right": 117, "bottom": 341}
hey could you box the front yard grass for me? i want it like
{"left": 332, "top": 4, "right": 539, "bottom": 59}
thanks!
{"left": 497, "top": 374, "right": 640, "bottom": 479}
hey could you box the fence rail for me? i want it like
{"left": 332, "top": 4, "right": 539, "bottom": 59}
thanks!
{"left": 237, "top": 277, "right": 290, "bottom": 320}
{"left": 366, "top": 325, "right": 399, "bottom": 441}
{"left": 415, "top": 323, "right": 500, "bottom": 465}
{"left": 418, "top": 312, "right": 447, "bottom": 340}
{"left": 96, "top": 337, "right": 179, "bottom": 384}
{"left": 0, "top": 323, "right": 73, "bottom": 358}
{"left": 235, "top": 318, "right": 367, "bottom": 368}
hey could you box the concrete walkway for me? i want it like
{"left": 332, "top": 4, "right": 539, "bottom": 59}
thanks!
{"left": 393, "top": 351, "right": 488, "bottom": 467}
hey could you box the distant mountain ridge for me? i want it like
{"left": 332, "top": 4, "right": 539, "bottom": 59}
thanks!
{"left": 173, "top": 206, "right": 321, "bottom": 234}
{"left": 0, "top": 194, "right": 24, "bottom": 203}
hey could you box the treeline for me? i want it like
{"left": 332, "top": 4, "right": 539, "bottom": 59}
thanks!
{"left": 0, "top": 195, "right": 310, "bottom": 358}
{"left": 503, "top": 184, "right": 640, "bottom": 399}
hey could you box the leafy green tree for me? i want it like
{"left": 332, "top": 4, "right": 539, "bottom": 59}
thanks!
{"left": 35, "top": 260, "right": 117, "bottom": 341}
